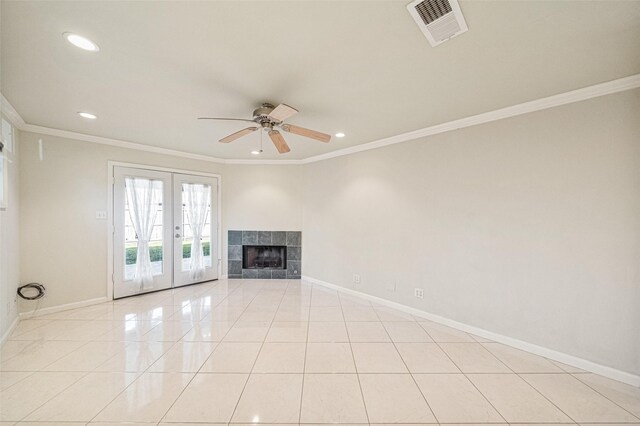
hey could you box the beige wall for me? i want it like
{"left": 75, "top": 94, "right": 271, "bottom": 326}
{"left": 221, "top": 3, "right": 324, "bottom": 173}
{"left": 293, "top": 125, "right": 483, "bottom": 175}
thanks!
{"left": 0, "top": 119, "right": 19, "bottom": 339}
{"left": 302, "top": 89, "right": 640, "bottom": 376}
{"left": 18, "top": 132, "right": 302, "bottom": 312}
{"left": 221, "top": 164, "right": 303, "bottom": 267}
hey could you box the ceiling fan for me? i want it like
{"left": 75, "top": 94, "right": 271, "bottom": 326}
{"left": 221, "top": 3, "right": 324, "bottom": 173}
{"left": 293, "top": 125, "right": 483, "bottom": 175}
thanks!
{"left": 198, "top": 103, "right": 331, "bottom": 154}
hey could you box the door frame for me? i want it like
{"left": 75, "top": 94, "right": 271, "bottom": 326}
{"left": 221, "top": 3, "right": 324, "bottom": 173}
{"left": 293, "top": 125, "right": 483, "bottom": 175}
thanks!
{"left": 107, "top": 161, "right": 222, "bottom": 301}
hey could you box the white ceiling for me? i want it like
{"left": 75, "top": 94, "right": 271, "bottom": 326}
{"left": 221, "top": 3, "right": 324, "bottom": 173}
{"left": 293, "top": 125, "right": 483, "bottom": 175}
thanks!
{"left": 2, "top": 1, "right": 640, "bottom": 160}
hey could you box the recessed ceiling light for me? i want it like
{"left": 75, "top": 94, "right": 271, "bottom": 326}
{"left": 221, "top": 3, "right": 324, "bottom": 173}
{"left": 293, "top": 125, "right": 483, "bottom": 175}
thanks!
{"left": 63, "top": 33, "right": 100, "bottom": 52}
{"left": 251, "top": 150, "right": 261, "bottom": 155}
{"left": 335, "top": 132, "right": 345, "bottom": 138}
{"left": 78, "top": 112, "right": 97, "bottom": 120}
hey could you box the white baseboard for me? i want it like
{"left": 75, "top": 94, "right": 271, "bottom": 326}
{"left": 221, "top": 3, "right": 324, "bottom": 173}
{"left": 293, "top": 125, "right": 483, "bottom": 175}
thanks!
{"left": 19, "top": 297, "right": 108, "bottom": 319}
{"left": 1, "top": 315, "right": 20, "bottom": 346}
{"left": 302, "top": 275, "right": 640, "bottom": 387}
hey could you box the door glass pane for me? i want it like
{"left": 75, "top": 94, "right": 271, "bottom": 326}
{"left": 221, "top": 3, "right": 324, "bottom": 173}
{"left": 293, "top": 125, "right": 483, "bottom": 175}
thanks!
{"left": 181, "top": 183, "right": 212, "bottom": 273}
{"left": 124, "top": 178, "right": 164, "bottom": 281}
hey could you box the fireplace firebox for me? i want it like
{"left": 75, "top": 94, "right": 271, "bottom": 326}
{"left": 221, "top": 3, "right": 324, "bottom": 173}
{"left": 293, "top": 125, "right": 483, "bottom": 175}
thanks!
{"left": 242, "top": 245, "right": 287, "bottom": 270}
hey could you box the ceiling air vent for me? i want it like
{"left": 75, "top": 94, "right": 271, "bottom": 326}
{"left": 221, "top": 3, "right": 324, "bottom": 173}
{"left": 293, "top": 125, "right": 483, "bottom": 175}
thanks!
{"left": 407, "top": 0, "right": 468, "bottom": 47}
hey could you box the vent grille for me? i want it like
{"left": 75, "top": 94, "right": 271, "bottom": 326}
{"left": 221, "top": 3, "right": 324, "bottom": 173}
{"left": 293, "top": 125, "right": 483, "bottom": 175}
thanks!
{"left": 407, "top": 0, "right": 468, "bottom": 47}
{"left": 415, "top": 0, "right": 452, "bottom": 25}
{"left": 426, "top": 12, "right": 461, "bottom": 42}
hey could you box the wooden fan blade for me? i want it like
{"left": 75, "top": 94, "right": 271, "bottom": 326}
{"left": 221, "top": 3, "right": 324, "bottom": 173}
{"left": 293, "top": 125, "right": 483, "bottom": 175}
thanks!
{"left": 268, "top": 130, "right": 291, "bottom": 154}
{"left": 198, "top": 117, "right": 256, "bottom": 123}
{"left": 268, "top": 104, "right": 298, "bottom": 122}
{"left": 281, "top": 124, "right": 331, "bottom": 143}
{"left": 219, "top": 127, "right": 258, "bottom": 143}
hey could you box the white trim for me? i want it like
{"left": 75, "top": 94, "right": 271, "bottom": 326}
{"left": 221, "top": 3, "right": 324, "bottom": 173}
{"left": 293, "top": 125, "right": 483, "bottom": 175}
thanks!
{"left": 300, "top": 73, "right": 640, "bottom": 164}
{"left": 19, "top": 297, "right": 108, "bottom": 319}
{"left": 4, "top": 74, "right": 640, "bottom": 165}
{"left": 107, "top": 160, "right": 222, "bottom": 179}
{"left": 22, "top": 124, "right": 227, "bottom": 163}
{"left": 107, "top": 161, "right": 223, "bottom": 300}
{"left": 302, "top": 275, "right": 640, "bottom": 388}
{"left": 107, "top": 163, "right": 114, "bottom": 301}
{"left": 0, "top": 93, "right": 25, "bottom": 128}
{"left": 1, "top": 315, "right": 20, "bottom": 346}
{"left": 224, "top": 159, "right": 302, "bottom": 165}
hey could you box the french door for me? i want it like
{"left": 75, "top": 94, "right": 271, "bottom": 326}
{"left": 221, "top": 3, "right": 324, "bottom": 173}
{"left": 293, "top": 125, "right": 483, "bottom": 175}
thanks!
{"left": 113, "top": 166, "right": 218, "bottom": 299}
{"left": 172, "top": 173, "right": 218, "bottom": 287}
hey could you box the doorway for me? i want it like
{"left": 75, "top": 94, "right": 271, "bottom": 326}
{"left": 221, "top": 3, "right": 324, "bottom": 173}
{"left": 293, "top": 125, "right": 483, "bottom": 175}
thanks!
{"left": 112, "top": 165, "right": 219, "bottom": 299}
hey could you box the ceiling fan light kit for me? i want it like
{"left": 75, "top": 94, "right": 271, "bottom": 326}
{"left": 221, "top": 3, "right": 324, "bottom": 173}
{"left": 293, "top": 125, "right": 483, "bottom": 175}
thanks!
{"left": 199, "top": 102, "right": 332, "bottom": 155}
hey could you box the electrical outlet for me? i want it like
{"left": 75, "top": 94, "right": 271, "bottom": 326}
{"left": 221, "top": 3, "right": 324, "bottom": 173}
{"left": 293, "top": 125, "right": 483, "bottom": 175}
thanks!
{"left": 352, "top": 274, "right": 361, "bottom": 284}
{"left": 95, "top": 211, "right": 107, "bottom": 220}
{"left": 414, "top": 288, "right": 424, "bottom": 299}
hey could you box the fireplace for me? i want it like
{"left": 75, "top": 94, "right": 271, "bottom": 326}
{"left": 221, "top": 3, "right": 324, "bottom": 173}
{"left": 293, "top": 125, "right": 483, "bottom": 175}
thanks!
{"left": 242, "top": 245, "right": 287, "bottom": 270}
{"left": 228, "top": 230, "right": 301, "bottom": 279}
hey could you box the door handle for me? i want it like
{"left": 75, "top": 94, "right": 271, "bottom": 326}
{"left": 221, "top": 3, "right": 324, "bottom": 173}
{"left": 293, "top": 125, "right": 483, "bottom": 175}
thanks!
{"left": 175, "top": 233, "right": 181, "bottom": 238}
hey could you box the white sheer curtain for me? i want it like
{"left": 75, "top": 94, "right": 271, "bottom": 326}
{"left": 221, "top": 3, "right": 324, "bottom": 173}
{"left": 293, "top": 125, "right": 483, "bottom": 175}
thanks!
{"left": 125, "top": 177, "right": 162, "bottom": 290}
{"left": 184, "top": 183, "right": 211, "bottom": 279}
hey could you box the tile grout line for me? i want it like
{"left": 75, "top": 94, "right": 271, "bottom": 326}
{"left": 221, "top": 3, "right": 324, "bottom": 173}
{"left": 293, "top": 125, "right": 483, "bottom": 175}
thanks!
{"left": 3, "top": 283, "right": 218, "bottom": 422}
{"left": 422, "top": 324, "right": 509, "bottom": 424}
{"left": 10, "top": 291, "right": 199, "bottom": 417}
{"left": 4, "top": 325, "right": 109, "bottom": 421}
{"left": 89, "top": 280, "right": 244, "bottom": 424}
{"left": 155, "top": 280, "right": 264, "bottom": 424}
{"left": 414, "top": 314, "right": 619, "bottom": 426}
{"left": 376, "top": 308, "right": 439, "bottom": 424}
{"left": 513, "top": 370, "right": 580, "bottom": 423}
{"left": 480, "top": 342, "right": 640, "bottom": 424}
{"left": 0, "top": 302, "right": 155, "bottom": 389}
{"left": 456, "top": 337, "right": 579, "bottom": 425}
{"left": 338, "top": 290, "right": 371, "bottom": 425}
{"left": 85, "top": 289, "right": 203, "bottom": 423}
{"left": 11, "top": 368, "right": 91, "bottom": 422}
{"left": 226, "top": 279, "right": 290, "bottom": 424}
{"left": 4, "top": 317, "right": 56, "bottom": 339}
{"left": 570, "top": 373, "right": 640, "bottom": 421}
{"left": 296, "top": 282, "right": 312, "bottom": 424}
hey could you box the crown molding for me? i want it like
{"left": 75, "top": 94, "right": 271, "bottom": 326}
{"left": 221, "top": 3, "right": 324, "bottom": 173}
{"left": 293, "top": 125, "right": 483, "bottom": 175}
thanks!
{"left": 300, "top": 73, "right": 640, "bottom": 164}
{"left": 19, "top": 122, "right": 304, "bottom": 165}
{"left": 1, "top": 93, "right": 26, "bottom": 128}
{"left": 21, "top": 124, "right": 227, "bottom": 164}
{"left": 5, "top": 73, "right": 640, "bottom": 165}
{"left": 224, "top": 158, "right": 302, "bottom": 165}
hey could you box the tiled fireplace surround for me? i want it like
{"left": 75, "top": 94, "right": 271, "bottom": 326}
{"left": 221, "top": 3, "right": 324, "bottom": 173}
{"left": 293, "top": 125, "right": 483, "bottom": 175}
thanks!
{"left": 228, "top": 230, "right": 301, "bottom": 279}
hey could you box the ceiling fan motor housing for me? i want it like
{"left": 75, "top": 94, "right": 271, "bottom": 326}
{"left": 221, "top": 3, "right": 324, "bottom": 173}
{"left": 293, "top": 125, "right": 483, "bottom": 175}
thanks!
{"left": 253, "top": 103, "right": 276, "bottom": 121}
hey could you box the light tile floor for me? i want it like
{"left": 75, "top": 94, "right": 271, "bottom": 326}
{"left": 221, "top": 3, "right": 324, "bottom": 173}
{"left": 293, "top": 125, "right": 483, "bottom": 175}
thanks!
{"left": 1, "top": 278, "right": 639, "bottom": 425}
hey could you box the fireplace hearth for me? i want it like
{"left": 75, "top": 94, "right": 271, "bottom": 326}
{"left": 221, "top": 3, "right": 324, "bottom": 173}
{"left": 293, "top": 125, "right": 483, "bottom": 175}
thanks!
{"left": 228, "top": 230, "right": 301, "bottom": 279}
